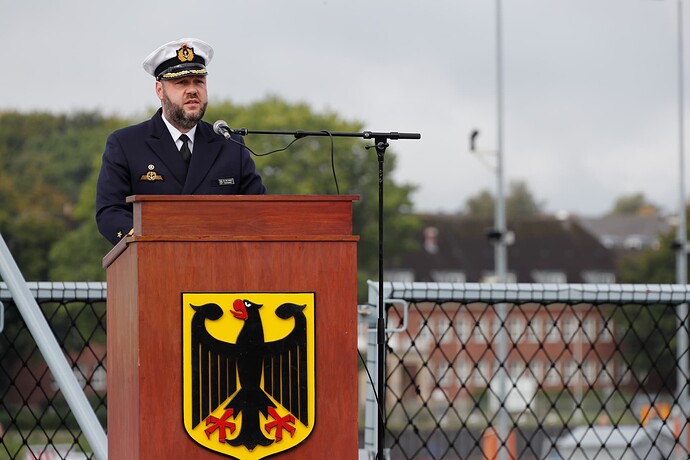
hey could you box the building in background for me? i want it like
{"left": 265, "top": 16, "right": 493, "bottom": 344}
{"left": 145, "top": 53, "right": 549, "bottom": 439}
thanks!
{"left": 386, "top": 214, "right": 617, "bottom": 284}
{"left": 381, "top": 213, "right": 631, "bottom": 413}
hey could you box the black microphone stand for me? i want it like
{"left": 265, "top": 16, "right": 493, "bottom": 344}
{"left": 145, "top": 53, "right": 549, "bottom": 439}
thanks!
{"left": 232, "top": 126, "right": 421, "bottom": 460}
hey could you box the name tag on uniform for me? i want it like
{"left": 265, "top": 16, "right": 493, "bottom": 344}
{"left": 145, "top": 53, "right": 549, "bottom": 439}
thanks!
{"left": 217, "top": 178, "right": 235, "bottom": 186}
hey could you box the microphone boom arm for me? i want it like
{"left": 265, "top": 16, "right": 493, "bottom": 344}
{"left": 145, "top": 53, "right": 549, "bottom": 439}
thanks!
{"left": 231, "top": 127, "right": 421, "bottom": 141}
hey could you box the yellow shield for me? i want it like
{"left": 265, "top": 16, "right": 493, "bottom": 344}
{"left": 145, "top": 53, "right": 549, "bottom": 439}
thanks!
{"left": 182, "top": 292, "right": 315, "bottom": 459}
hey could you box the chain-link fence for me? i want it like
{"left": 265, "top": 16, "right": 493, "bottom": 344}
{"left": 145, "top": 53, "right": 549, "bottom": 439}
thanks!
{"left": 4, "top": 281, "right": 690, "bottom": 459}
{"left": 360, "top": 282, "right": 690, "bottom": 460}
{"left": 0, "top": 282, "right": 107, "bottom": 460}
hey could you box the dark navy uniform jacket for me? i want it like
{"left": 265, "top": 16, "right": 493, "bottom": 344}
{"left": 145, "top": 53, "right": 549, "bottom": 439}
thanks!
{"left": 96, "top": 109, "right": 266, "bottom": 245}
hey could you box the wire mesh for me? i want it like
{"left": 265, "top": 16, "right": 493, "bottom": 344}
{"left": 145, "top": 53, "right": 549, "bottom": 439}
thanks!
{"left": 3, "top": 280, "right": 690, "bottom": 459}
{"left": 0, "top": 282, "right": 106, "bottom": 460}
{"left": 369, "top": 283, "right": 690, "bottom": 460}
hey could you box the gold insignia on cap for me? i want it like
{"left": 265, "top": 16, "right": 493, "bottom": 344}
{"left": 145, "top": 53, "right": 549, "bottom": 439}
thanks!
{"left": 177, "top": 44, "right": 195, "bottom": 63}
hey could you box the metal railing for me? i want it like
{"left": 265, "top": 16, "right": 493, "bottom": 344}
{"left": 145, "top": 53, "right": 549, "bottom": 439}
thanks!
{"left": 359, "top": 281, "right": 690, "bottom": 460}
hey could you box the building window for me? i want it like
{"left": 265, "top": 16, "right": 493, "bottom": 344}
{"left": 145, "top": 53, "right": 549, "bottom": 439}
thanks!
{"left": 565, "top": 360, "right": 578, "bottom": 384}
{"left": 563, "top": 316, "right": 578, "bottom": 343}
{"left": 582, "top": 360, "right": 597, "bottom": 385}
{"left": 529, "top": 360, "right": 544, "bottom": 381}
{"left": 473, "top": 317, "right": 488, "bottom": 343}
{"left": 546, "top": 363, "right": 560, "bottom": 386}
{"left": 483, "top": 317, "right": 494, "bottom": 341}
{"left": 509, "top": 317, "right": 523, "bottom": 343}
{"left": 546, "top": 317, "right": 559, "bottom": 343}
{"left": 474, "top": 361, "right": 491, "bottom": 387}
{"left": 384, "top": 270, "right": 415, "bottom": 282}
{"left": 456, "top": 315, "right": 471, "bottom": 344}
{"left": 581, "top": 271, "right": 616, "bottom": 284}
{"left": 383, "top": 270, "right": 414, "bottom": 283}
{"left": 492, "top": 317, "right": 501, "bottom": 342}
{"left": 481, "top": 272, "right": 517, "bottom": 284}
{"left": 600, "top": 361, "right": 613, "bottom": 385}
{"left": 436, "top": 360, "right": 452, "bottom": 388}
{"left": 623, "top": 235, "right": 644, "bottom": 250}
{"left": 457, "top": 359, "right": 471, "bottom": 385}
{"left": 526, "top": 316, "right": 542, "bottom": 343}
{"left": 601, "top": 319, "right": 614, "bottom": 342}
{"left": 417, "top": 317, "right": 433, "bottom": 349}
{"left": 531, "top": 270, "right": 567, "bottom": 284}
{"left": 582, "top": 317, "right": 597, "bottom": 341}
{"left": 430, "top": 270, "right": 466, "bottom": 283}
{"left": 509, "top": 361, "right": 524, "bottom": 380}
{"left": 600, "top": 235, "right": 616, "bottom": 248}
{"left": 436, "top": 317, "right": 453, "bottom": 343}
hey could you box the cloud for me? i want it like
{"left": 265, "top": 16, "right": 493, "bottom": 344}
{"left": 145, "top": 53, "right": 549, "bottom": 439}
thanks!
{"left": 3, "top": 0, "right": 689, "bottom": 217}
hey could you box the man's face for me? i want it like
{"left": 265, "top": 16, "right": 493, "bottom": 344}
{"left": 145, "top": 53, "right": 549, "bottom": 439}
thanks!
{"left": 156, "top": 76, "right": 208, "bottom": 131}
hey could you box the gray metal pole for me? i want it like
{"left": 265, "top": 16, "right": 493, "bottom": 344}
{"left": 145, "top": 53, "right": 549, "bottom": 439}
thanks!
{"left": 494, "top": 1, "right": 510, "bottom": 459}
{"left": 676, "top": 1, "right": 690, "bottom": 455}
{"left": 0, "top": 234, "right": 108, "bottom": 460}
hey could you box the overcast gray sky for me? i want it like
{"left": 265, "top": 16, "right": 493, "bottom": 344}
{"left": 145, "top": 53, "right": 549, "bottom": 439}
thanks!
{"left": 2, "top": 0, "right": 687, "bottom": 217}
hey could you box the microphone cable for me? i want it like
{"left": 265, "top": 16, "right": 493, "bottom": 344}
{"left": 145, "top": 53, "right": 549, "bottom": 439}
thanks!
{"left": 219, "top": 129, "right": 340, "bottom": 195}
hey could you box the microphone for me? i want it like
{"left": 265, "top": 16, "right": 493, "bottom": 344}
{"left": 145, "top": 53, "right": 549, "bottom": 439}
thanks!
{"left": 213, "top": 120, "right": 233, "bottom": 139}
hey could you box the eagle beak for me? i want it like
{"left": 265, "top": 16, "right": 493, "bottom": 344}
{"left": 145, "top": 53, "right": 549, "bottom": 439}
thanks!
{"left": 231, "top": 299, "right": 248, "bottom": 320}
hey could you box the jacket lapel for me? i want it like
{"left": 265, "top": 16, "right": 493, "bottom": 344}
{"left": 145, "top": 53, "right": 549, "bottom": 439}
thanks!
{"left": 145, "top": 109, "right": 189, "bottom": 186}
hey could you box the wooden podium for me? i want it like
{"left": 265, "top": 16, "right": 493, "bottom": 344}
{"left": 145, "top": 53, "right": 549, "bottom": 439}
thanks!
{"left": 103, "top": 195, "right": 359, "bottom": 459}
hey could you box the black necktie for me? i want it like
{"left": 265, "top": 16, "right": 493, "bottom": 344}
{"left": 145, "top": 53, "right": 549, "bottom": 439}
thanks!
{"left": 179, "top": 134, "right": 191, "bottom": 165}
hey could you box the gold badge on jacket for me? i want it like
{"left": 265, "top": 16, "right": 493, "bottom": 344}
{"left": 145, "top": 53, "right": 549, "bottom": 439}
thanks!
{"left": 140, "top": 164, "right": 164, "bottom": 181}
{"left": 182, "top": 292, "right": 315, "bottom": 459}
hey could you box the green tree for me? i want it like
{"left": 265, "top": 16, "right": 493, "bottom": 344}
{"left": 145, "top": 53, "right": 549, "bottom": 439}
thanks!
{"left": 0, "top": 111, "right": 123, "bottom": 279}
{"left": 43, "top": 96, "right": 419, "bottom": 300}
{"left": 465, "top": 190, "right": 494, "bottom": 219}
{"left": 0, "top": 112, "right": 120, "bottom": 396}
{"left": 464, "top": 180, "right": 544, "bottom": 218}
{"left": 207, "top": 97, "right": 420, "bottom": 299}
{"left": 48, "top": 155, "right": 113, "bottom": 281}
{"left": 617, "top": 218, "right": 685, "bottom": 393}
{"left": 609, "top": 192, "right": 658, "bottom": 216}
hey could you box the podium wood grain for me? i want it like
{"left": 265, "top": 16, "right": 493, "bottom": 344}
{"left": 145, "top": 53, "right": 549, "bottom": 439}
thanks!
{"left": 105, "top": 195, "right": 359, "bottom": 459}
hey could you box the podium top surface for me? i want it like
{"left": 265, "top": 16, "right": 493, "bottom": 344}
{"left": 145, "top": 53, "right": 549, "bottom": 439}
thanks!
{"left": 126, "top": 194, "right": 359, "bottom": 204}
{"left": 104, "top": 195, "right": 359, "bottom": 267}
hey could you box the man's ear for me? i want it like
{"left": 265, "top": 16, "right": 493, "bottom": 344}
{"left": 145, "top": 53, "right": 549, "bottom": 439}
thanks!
{"left": 155, "top": 81, "right": 163, "bottom": 101}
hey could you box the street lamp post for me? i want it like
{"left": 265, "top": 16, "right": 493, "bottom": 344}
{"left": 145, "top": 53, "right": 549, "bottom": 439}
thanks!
{"left": 674, "top": 1, "right": 690, "bottom": 455}
{"left": 469, "top": 1, "right": 509, "bottom": 458}
{"left": 493, "top": 3, "right": 511, "bottom": 460}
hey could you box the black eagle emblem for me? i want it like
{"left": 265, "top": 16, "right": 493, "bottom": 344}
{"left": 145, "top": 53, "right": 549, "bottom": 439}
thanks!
{"left": 189, "top": 299, "right": 309, "bottom": 450}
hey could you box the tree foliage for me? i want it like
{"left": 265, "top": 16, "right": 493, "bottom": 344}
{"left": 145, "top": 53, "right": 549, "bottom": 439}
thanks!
{"left": 616, "top": 211, "right": 685, "bottom": 393}
{"left": 0, "top": 98, "right": 420, "bottom": 299}
{"left": 609, "top": 192, "right": 658, "bottom": 216}
{"left": 464, "top": 180, "right": 544, "bottom": 218}
{"left": 205, "top": 97, "right": 420, "bottom": 296}
{"left": 0, "top": 111, "right": 123, "bottom": 279}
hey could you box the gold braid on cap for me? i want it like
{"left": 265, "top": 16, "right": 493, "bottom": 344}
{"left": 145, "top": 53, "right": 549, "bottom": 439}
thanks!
{"left": 160, "top": 68, "right": 208, "bottom": 79}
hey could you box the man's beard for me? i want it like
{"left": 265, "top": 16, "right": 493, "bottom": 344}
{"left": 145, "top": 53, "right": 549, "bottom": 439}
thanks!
{"left": 161, "top": 91, "right": 207, "bottom": 131}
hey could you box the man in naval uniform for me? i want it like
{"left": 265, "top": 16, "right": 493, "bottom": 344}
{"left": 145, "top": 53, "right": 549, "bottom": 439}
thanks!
{"left": 96, "top": 38, "right": 266, "bottom": 245}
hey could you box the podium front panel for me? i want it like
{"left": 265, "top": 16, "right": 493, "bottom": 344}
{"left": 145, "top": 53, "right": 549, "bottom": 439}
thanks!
{"left": 106, "top": 196, "right": 359, "bottom": 459}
